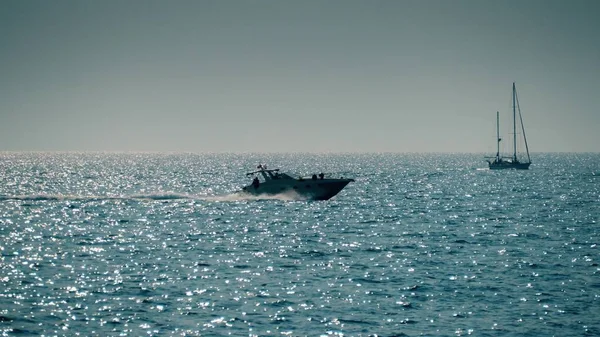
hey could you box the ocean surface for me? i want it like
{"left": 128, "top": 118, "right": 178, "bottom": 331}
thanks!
{"left": 1, "top": 152, "right": 598, "bottom": 337}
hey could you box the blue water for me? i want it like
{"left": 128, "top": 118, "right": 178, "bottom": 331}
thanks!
{"left": 1, "top": 152, "right": 598, "bottom": 336}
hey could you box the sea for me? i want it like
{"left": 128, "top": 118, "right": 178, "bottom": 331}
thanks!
{"left": 1, "top": 152, "right": 598, "bottom": 337}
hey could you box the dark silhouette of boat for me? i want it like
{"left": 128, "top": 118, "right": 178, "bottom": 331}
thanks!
{"left": 486, "top": 83, "right": 531, "bottom": 170}
{"left": 241, "top": 164, "right": 354, "bottom": 200}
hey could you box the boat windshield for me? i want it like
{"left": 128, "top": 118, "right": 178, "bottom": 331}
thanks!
{"left": 250, "top": 170, "right": 294, "bottom": 181}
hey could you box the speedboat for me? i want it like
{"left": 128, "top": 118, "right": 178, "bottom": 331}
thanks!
{"left": 240, "top": 165, "right": 354, "bottom": 200}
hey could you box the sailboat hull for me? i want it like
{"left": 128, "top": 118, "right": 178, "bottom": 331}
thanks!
{"left": 488, "top": 161, "right": 530, "bottom": 170}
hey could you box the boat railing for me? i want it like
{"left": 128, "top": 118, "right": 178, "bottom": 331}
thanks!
{"left": 245, "top": 168, "right": 280, "bottom": 176}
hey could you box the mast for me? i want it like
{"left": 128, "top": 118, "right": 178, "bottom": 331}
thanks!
{"left": 512, "top": 82, "right": 517, "bottom": 162}
{"left": 496, "top": 111, "right": 500, "bottom": 161}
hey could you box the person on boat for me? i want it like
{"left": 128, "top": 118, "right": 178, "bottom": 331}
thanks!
{"left": 252, "top": 177, "right": 260, "bottom": 188}
{"left": 319, "top": 173, "right": 324, "bottom": 180}
{"left": 312, "top": 174, "right": 317, "bottom": 180}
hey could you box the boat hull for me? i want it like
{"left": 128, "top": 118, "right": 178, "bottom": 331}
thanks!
{"left": 241, "top": 178, "right": 353, "bottom": 200}
{"left": 488, "top": 161, "right": 531, "bottom": 170}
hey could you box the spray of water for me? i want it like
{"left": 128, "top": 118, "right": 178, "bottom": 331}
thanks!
{"left": 198, "top": 190, "right": 308, "bottom": 202}
{"left": 0, "top": 190, "right": 309, "bottom": 202}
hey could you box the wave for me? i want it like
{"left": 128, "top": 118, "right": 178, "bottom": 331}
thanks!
{"left": 0, "top": 193, "right": 191, "bottom": 202}
{"left": 198, "top": 190, "right": 308, "bottom": 202}
{"left": 0, "top": 191, "right": 308, "bottom": 202}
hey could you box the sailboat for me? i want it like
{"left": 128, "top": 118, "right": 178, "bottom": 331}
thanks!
{"left": 486, "top": 82, "right": 531, "bottom": 170}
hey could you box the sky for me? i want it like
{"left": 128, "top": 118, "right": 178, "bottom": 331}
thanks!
{"left": 1, "top": 0, "right": 599, "bottom": 153}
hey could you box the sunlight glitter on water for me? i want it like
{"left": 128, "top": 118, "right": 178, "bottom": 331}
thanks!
{"left": 1, "top": 153, "right": 599, "bottom": 336}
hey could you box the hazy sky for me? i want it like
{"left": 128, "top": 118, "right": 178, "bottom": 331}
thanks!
{"left": 1, "top": 0, "right": 599, "bottom": 153}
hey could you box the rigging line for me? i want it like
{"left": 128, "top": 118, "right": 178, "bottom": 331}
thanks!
{"left": 515, "top": 87, "right": 531, "bottom": 163}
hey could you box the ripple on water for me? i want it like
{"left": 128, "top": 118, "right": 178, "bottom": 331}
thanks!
{"left": 0, "top": 153, "right": 599, "bottom": 336}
